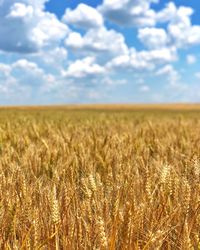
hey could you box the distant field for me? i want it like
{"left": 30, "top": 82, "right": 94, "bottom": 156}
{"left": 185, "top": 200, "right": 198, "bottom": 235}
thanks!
{"left": 1, "top": 103, "right": 200, "bottom": 111}
{"left": 0, "top": 106, "right": 200, "bottom": 249}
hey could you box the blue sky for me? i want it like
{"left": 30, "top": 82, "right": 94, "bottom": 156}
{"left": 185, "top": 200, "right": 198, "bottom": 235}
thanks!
{"left": 0, "top": 0, "right": 200, "bottom": 105}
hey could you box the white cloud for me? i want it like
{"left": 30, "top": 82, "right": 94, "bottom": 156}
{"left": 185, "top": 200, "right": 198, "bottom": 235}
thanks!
{"left": 156, "top": 64, "right": 181, "bottom": 87}
{"left": 99, "top": 0, "right": 200, "bottom": 50}
{"left": 39, "top": 47, "right": 68, "bottom": 66}
{"left": 0, "top": 63, "right": 11, "bottom": 76}
{"left": 168, "top": 24, "right": 200, "bottom": 48}
{"left": 11, "top": 59, "right": 56, "bottom": 88}
{"left": 7, "top": 2, "right": 34, "bottom": 18}
{"left": 165, "top": 4, "right": 200, "bottom": 48}
{"left": 107, "top": 46, "right": 177, "bottom": 71}
{"left": 137, "top": 2, "right": 200, "bottom": 49}
{"left": 0, "top": 0, "right": 69, "bottom": 53}
{"left": 1, "top": 59, "right": 55, "bottom": 93}
{"left": 0, "top": 0, "right": 48, "bottom": 9}
{"left": 12, "top": 59, "right": 43, "bottom": 73}
{"left": 107, "top": 51, "right": 154, "bottom": 71}
{"left": 65, "top": 27, "right": 128, "bottom": 59}
{"left": 63, "top": 57, "right": 105, "bottom": 78}
{"left": 63, "top": 4, "right": 103, "bottom": 29}
{"left": 186, "top": 54, "right": 196, "bottom": 64}
{"left": 0, "top": 58, "right": 62, "bottom": 103}
{"left": 0, "top": 0, "right": 200, "bottom": 104}
{"left": 156, "top": 2, "right": 180, "bottom": 23}
{"left": 31, "top": 13, "right": 69, "bottom": 48}
{"left": 65, "top": 32, "right": 84, "bottom": 49}
{"left": 138, "top": 28, "right": 169, "bottom": 49}
{"left": 0, "top": 61, "right": 30, "bottom": 102}
{"left": 156, "top": 64, "right": 175, "bottom": 75}
{"left": 137, "top": 47, "right": 177, "bottom": 65}
{"left": 99, "top": 0, "right": 158, "bottom": 27}
{"left": 137, "top": 47, "right": 177, "bottom": 64}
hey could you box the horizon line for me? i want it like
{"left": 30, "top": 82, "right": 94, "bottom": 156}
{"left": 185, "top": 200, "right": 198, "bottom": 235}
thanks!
{"left": 0, "top": 103, "right": 200, "bottom": 111}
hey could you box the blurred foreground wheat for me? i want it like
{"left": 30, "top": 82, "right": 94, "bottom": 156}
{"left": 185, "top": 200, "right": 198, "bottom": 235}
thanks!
{"left": 0, "top": 109, "right": 200, "bottom": 249}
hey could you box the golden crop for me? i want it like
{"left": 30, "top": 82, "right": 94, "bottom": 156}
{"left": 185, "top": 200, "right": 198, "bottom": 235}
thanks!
{"left": 0, "top": 107, "right": 200, "bottom": 249}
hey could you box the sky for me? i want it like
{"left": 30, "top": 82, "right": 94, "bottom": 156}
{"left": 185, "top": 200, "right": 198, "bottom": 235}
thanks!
{"left": 0, "top": 0, "right": 200, "bottom": 105}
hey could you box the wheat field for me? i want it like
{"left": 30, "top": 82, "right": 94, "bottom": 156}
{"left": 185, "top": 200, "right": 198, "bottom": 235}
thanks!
{"left": 0, "top": 106, "right": 200, "bottom": 249}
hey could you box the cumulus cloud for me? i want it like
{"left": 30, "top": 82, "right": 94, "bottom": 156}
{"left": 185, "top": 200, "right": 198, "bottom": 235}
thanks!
{"left": 11, "top": 59, "right": 57, "bottom": 88}
{"left": 14, "top": 60, "right": 53, "bottom": 86}
{"left": 0, "top": 61, "right": 30, "bottom": 102}
{"left": 65, "top": 26, "right": 128, "bottom": 59}
{"left": 137, "top": 2, "right": 200, "bottom": 49}
{"left": 63, "top": 4, "right": 103, "bottom": 29}
{"left": 107, "top": 52, "right": 153, "bottom": 71}
{"left": 156, "top": 64, "right": 180, "bottom": 86}
{"left": 30, "top": 47, "right": 68, "bottom": 71}
{"left": 107, "top": 46, "right": 177, "bottom": 71}
{"left": 138, "top": 28, "right": 169, "bottom": 49}
{"left": 163, "top": 3, "right": 200, "bottom": 48}
{"left": 99, "top": 0, "right": 200, "bottom": 48}
{"left": 0, "top": 0, "right": 69, "bottom": 53}
{"left": 0, "top": 59, "right": 56, "bottom": 91}
{"left": 0, "top": 63, "right": 11, "bottom": 76}
{"left": 156, "top": 2, "right": 178, "bottom": 23}
{"left": 169, "top": 24, "right": 200, "bottom": 48}
{"left": 135, "top": 46, "right": 177, "bottom": 65}
{"left": 7, "top": 2, "right": 34, "bottom": 18}
{"left": 99, "top": 0, "right": 158, "bottom": 27}
{"left": 0, "top": 0, "right": 200, "bottom": 103}
{"left": 12, "top": 59, "right": 43, "bottom": 73}
{"left": 63, "top": 57, "right": 105, "bottom": 78}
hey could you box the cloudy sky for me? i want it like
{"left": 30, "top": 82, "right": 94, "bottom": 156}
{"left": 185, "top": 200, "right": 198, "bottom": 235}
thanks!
{"left": 0, "top": 0, "right": 200, "bottom": 105}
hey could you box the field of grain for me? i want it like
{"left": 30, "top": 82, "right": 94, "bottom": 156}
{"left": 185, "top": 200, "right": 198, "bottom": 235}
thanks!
{"left": 0, "top": 106, "right": 200, "bottom": 249}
